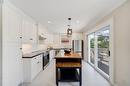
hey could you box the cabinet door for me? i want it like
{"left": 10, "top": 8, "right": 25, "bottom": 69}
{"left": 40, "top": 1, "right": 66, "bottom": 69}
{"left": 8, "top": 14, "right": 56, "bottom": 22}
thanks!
{"left": 49, "top": 50, "right": 55, "bottom": 61}
{"left": 37, "top": 55, "right": 43, "bottom": 73}
{"left": 31, "top": 55, "right": 42, "bottom": 81}
{"left": 2, "top": 4, "right": 23, "bottom": 86}
{"left": 72, "top": 33, "right": 83, "bottom": 40}
{"left": 53, "top": 34, "right": 60, "bottom": 44}
{"left": 31, "top": 56, "right": 38, "bottom": 80}
{"left": 30, "top": 23, "right": 37, "bottom": 44}
{"left": 47, "top": 33, "right": 53, "bottom": 44}
{"left": 22, "top": 18, "right": 37, "bottom": 44}
{"left": 22, "top": 18, "right": 31, "bottom": 43}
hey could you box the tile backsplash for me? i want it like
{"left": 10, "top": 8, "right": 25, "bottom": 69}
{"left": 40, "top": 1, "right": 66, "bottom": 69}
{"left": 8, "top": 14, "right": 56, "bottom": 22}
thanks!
{"left": 22, "top": 44, "right": 32, "bottom": 54}
{"left": 22, "top": 44, "right": 48, "bottom": 54}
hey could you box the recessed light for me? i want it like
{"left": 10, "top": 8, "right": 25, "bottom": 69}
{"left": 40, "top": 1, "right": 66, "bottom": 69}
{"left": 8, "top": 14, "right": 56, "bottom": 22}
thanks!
{"left": 48, "top": 21, "right": 51, "bottom": 23}
{"left": 76, "top": 20, "right": 79, "bottom": 24}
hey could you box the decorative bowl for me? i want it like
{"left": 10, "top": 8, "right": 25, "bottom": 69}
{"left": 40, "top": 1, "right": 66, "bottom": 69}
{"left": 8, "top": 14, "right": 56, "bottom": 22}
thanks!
{"left": 64, "top": 49, "right": 71, "bottom": 54}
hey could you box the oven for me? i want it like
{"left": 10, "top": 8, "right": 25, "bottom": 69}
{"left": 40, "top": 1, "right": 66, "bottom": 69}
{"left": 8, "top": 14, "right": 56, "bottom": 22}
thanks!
{"left": 43, "top": 51, "right": 49, "bottom": 70}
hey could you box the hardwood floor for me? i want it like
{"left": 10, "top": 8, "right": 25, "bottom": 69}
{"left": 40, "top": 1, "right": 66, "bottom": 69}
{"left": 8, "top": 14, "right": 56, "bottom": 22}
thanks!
{"left": 21, "top": 60, "right": 111, "bottom": 86}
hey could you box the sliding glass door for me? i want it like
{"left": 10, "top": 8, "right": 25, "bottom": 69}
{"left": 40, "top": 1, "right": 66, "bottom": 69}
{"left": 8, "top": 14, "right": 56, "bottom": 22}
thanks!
{"left": 88, "top": 33, "right": 95, "bottom": 65}
{"left": 96, "top": 27, "right": 110, "bottom": 76}
{"left": 88, "top": 26, "right": 110, "bottom": 77}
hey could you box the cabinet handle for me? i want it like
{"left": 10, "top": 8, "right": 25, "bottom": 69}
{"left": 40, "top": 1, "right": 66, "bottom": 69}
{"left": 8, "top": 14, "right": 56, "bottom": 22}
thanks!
{"left": 20, "top": 37, "right": 22, "bottom": 39}
{"left": 30, "top": 38, "right": 33, "bottom": 40}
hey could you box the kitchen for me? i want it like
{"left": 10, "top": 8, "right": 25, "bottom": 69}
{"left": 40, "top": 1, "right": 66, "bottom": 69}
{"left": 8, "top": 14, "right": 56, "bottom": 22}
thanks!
{"left": 0, "top": 0, "right": 130, "bottom": 86}
{"left": 2, "top": 1, "right": 84, "bottom": 85}
{"left": 22, "top": 24, "right": 84, "bottom": 85}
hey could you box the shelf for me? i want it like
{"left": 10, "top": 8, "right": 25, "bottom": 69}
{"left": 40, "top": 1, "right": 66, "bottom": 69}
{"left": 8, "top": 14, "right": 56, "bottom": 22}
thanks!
{"left": 58, "top": 69, "right": 79, "bottom": 82}
{"left": 56, "top": 62, "right": 81, "bottom": 68}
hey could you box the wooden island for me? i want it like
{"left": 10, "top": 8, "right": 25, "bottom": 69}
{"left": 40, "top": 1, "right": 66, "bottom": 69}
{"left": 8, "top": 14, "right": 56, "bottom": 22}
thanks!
{"left": 55, "top": 51, "right": 82, "bottom": 86}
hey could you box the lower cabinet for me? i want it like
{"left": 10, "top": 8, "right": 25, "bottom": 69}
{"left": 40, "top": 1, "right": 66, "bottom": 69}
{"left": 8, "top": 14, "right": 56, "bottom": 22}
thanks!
{"left": 23, "top": 54, "right": 43, "bottom": 82}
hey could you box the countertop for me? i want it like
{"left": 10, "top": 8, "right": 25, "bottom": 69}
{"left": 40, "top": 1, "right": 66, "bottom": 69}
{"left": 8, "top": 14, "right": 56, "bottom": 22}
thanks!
{"left": 22, "top": 48, "right": 72, "bottom": 58}
{"left": 55, "top": 51, "right": 82, "bottom": 59}
{"left": 22, "top": 50, "right": 48, "bottom": 58}
{"left": 53, "top": 48, "right": 72, "bottom": 50}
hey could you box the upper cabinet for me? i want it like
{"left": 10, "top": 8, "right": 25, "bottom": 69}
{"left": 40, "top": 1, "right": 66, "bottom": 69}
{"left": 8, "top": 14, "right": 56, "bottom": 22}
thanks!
{"left": 38, "top": 24, "right": 53, "bottom": 45}
{"left": 2, "top": 3, "right": 23, "bottom": 86}
{"left": 53, "top": 33, "right": 61, "bottom": 44}
{"left": 72, "top": 33, "right": 83, "bottom": 40}
{"left": 44, "top": 33, "right": 53, "bottom": 44}
{"left": 22, "top": 17, "right": 38, "bottom": 44}
{"left": 3, "top": 4, "right": 22, "bottom": 43}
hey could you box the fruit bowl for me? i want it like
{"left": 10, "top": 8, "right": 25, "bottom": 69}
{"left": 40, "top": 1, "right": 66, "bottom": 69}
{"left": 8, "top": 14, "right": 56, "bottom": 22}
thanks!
{"left": 64, "top": 49, "right": 71, "bottom": 54}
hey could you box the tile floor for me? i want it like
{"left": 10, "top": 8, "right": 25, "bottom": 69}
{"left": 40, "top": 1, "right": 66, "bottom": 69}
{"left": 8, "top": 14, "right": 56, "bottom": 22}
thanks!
{"left": 22, "top": 60, "right": 111, "bottom": 86}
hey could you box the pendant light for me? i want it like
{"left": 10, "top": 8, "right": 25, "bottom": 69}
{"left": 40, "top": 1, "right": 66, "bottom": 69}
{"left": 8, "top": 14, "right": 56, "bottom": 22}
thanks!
{"left": 67, "top": 18, "right": 72, "bottom": 37}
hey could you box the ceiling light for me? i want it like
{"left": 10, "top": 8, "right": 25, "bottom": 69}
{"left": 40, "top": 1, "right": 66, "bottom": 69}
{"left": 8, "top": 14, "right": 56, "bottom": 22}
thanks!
{"left": 67, "top": 18, "right": 72, "bottom": 37}
{"left": 48, "top": 21, "right": 51, "bottom": 23}
{"left": 76, "top": 20, "right": 79, "bottom": 24}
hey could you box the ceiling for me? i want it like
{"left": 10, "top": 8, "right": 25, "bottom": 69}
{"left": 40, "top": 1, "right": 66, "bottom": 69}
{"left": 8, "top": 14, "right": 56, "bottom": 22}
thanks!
{"left": 9, "top": 0, "right": 126, "bottom": 33}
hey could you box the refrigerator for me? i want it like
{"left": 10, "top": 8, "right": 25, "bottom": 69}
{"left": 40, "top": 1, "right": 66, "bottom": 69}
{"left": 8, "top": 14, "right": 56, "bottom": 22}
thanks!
{"left": 72, "top": 40, "right": 84, "bottom": 57}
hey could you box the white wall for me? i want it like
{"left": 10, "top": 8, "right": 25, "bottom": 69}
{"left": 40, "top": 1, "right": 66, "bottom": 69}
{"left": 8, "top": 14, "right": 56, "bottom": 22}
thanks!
{"left": 113, "top": 1, "right": 130, "bottom": 86}
{"left": 0, "top": 0, "right": 2, "bottom": 85}
{"left": 84, "top": 1, "right": 130, "bottom": 86}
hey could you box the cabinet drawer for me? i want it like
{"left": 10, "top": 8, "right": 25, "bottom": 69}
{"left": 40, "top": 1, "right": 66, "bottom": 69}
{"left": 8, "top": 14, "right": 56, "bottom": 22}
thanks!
{"left": 31, "top": 55, "right": 42, "bottom": 80}
{"left": 31, "top": 57, "right": 38, "bottom": 80}
{"left": 36, "top": 55, "right": 43, "bottom": 73}
{"left": 23, "top": 54, "right": 43, "bottom": 82}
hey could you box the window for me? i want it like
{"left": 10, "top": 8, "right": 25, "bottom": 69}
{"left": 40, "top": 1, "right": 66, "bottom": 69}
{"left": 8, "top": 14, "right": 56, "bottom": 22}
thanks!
{"left": 87, "top": 26, "right": 110, "bottom": 78}
{"left": 88, "top": 33, "right": 95, "bottom": 65}
{"left": 96, "top": 27, "right": 110, "bottom": 76}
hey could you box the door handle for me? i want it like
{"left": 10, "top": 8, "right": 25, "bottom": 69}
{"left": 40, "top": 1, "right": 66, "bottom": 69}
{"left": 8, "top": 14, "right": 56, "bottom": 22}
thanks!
{"left": 109, "top": 51, "right": 110, "bottom": 56}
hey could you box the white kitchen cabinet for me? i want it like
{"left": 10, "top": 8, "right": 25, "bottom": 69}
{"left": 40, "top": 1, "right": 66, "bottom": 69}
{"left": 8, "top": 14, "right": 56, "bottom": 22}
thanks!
{"left": 2, "top": 3, "right": 23, "bottom": 86}
{"left": 72, "top": 33, "right": 83, "bottom": 40}
{"left": 23, "top": 54, "right": 43, "bottom": 82}
{"left": 44, "top": 33, "right": 53, "bottom": 44}
{"left": 38, "top": 24, "right": 54, "bottom": 45}
{"left": 22, "top": 17, "right": 38, "bottom": 44}
{"left": 49, "top": 50, "right": 55, "bottom": 61}
{"left": 48, "top": 33, "right": 54, "bottom": 44}
{"left": 53, "top": 33, "right": 61, "bottom": 44}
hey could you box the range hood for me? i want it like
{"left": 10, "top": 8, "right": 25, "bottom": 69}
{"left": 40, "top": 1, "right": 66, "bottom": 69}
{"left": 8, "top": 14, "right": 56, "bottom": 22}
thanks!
{"left": 39, "top": 35, "right": 47, "bottom": 40}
